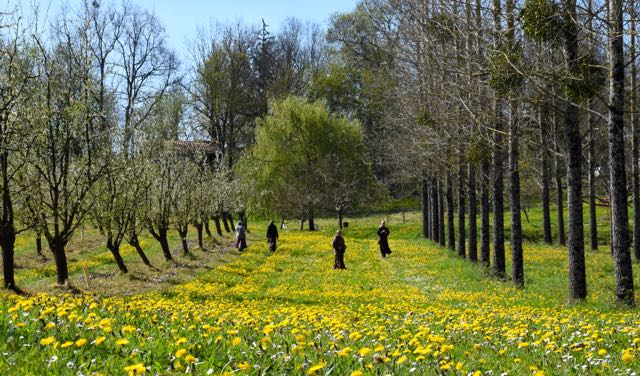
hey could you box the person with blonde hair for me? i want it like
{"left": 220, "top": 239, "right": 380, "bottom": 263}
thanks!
{"left": 377, "top": 219, "right": 392, "bottom": 258}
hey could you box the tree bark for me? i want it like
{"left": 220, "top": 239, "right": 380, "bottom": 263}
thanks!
{"left": 509, "top": 100, "right": 524, "bottom": 287}
{"left": 422, "top": 177, "right": 430, "bottom": 238}
{"left": 540, "top": 106, "right": 553, "bottom": 244}
{"left": 195, "top": 222, "right": 204, "bottom": 249}
{"left": 107, "top": 236, "right": 128, "bottom": 273}
{"left": 480, "top": 159, "right": 490, "bottom": 268}
{"left": 0, "top": 221, "right": 16, "bottom": 289}
{"left": 608, "top": 0, "right": 634, "bottom": 305}
{"left": 36, "top": 235, "right": 43, "bottom": 257}
{"left": 492, "top": 101, "right": 506, "bottom": 279}
{"left": 128, "top": 232, "right": 152, "bottom": 267}
{"left": 457, "top": 162, "right": 466, "bottom": 258}
{"left": 227, "top": 213, "right": 236, "bottom": 231}
{"left": 564, "top": 0, "right": 586, "bottom": 301}
{"left": 213, "top": 215, "right": 223, "bottom": 236}
{"left": 554, "top": 113, "right": 566, "bottom": 246}
{"left": 48, "top": 237, "right": 69, "bottom": 285}
{"left": 631, "top": 8, "right": 640, "bottom": 260}
{"left": 149, "top": 226, "right": 173, "bottom": 261}
{"left": 204, "top": 219, "right": 212, "bottom": 238}
{"left": 221, "top": 211, "right": 231, "bottom": 233}
{"left": 588, "top": 105, "right": 599, "bottom": 251}
{"left": 468, "top": 164, "right": 477, "bottom": 262}
{"left": 438, "top": 178, "right": 446, "bottom": 247}
{"left": 431, "top": 176, "right": 440, "bottom": 243}
{"left": 178, "top": 226, "right": 189, "bottom": 255}
{"left": 338, "top": 206, "right": 344, "bottom": 229}
{"left": 447, "top": 172, "right": 455, "bottom": 251}
{"left": 308, "top": 214, "right": 315, "bottom": 231}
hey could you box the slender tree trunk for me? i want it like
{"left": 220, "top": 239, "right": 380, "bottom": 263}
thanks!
{"left": 587, "top": 106, "right": 599, "bottom": 251}
{"left": 107, "top": 236, "right": 128, "bottom": 273}
{"left": 36, "top": 235, "right": 43, "bottom": 257}
{"left": 213, "top": 216, "right": 223, "bottom": 236}
{"left": 564, "top": 0, "right": 586, "bottom": 301}
{"left": 509, "top": 100, "right": 524, "bottom": 287}
{"left": 48, "top": 237, "right": 69, "bottom": 285}
{"left": 447, "top": 173, "right": 455, "bottom": 251}
{"left": 308, "top": 214, "right": 315, "bottom": 231}
{"left": 540, "top": 107, "right": 553, "bottom": 244}
{"left": 438, "top": 178, "right": 446, "bottom": 247}
{"left": 0, "top": 222, "right": 16, "bottom": 289}
{"left": 608, "top": 0, "right": 634, "bottom": 305}
{"left": 195, "top": 222, "right": 204, "bottom": 249}
{"left": 300, "top": 219, "right": 305, "bottom": 231}
{"left": 631, "top": 9, "right": 640, "bottom": 260}
{"left": 554, "top": 114, "right": 566, "bottom": 246}
{"left": 221, "top": 211, "right": 231, "bottom": 233}
{"left": 149, "top": 226, "right": 173, "bottom": 261}
{"left": 227, "top": 213, "right": 236, "bottom": 231}
{"left": 480, "top": 159, "right": 491, "bottom": 268}
{"left": 338, "top": 206, "right": 344, "bottom": 229}
{"left": 492, "top": 101, "right": 506, "bottom": 279}
{"left": 128, "top": 232, "right": 152, "bottom": 267}
{"left": 204, "top": 218, "right": 212, "bottom": 238}
{"left": 468, "top": 164, "right": 477, "bottom": 262}
{"left": 457, "top": 162, "right": 466, "bottom": 258}
{"left": 431, "top": 176, "right": 440, "bottom": 243}
{"left": 178, "top": 226, "right": 189, "bottom": 255}
{"left": 422, "top": 177, "right": 430, "bottom": 238}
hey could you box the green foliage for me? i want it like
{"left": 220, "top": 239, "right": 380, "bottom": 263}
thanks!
{"left": 415, "top": 111, "right": 435, "bottom": 128}
{"left": 488, "top": 47, "right": 525, "bottom": 95}
{"left": 238, "top": 96, "right": 377, "bottom": 219}
{"left": 520, "top": 0, "right": 563, "bottom": 44}
{"left": 562, "top": 53, "right": 606, "bottom": 101}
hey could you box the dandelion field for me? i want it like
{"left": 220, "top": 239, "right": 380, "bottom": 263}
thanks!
{"left": 2, "top": 212, "right": 640, "bottom": 375}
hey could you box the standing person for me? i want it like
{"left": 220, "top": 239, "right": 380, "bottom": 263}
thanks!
{"left": 235, "top": 220, "right": 247, "bottom": 252}
{"left": 377, "top": 220, "right": 393, "bottom": 258}
{"left": 266, "top": 220, "right": 279, "bottom": 252}
{"left": 332, "top": 230, "right": 347, "bottom": 269}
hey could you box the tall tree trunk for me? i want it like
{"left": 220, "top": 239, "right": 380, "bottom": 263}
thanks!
{"left": 608, "top": 0, "right": 634, "bottom": 305}
{"left": 0, "top": 221, "right": 16, "bottom": 289}
{"left": 195, "top": 222, "right": 204, "bottom": 249}
{"left": 422, "top": 177, "right": 430, "bottom": 238}
{"left": 480, "top": 159, "right": 491, "bottom": 268}
{"left": 308, "top": 212, "right": 315, "bottom": 231}
{"left": 564, "top": 0, "right": 586, "bottom": 301}
{"left": 631, "top": 8, "right": 640, "bottom": 260}
{"left": 554, "top": 113, "right": 566, "bottom": 246}
{"left": 492, "top": 102, "right": 506, "bottom": 279}
{"left": 587, "top": 106, "right": 599, "bottom": 251}
{"left": 178, "top": 226, "right": 189, "bottom": 255}
{"left": 300, "top": 219, "right": 305, "bottom": 231}
{"left": 149, "top": 226, "right": 173, "bottom": 261}
{"left": 540, "top": 106, "right": 553, "bottom": 244}
{"left": 36, "top": 234, "right": 43, "bottom": 257}
{"left": 48, "top": 237, "right": 69, "bottom": 285}
{"left": 227, "top": 213, "right": 236, "bottom": 231}
{"left": 509, "top": 100, "right": 524, "bottom": 287}
{"left": 221, "top": 211, "right": 231, "bottom": 233}
{"left": 468, "top": 164, "right": 477, "bottom": 262}
{"left": 457, "top": 162, "right": 466, "bottom": 258}
{"left": 447, "top": 173, "right": 455, "bottom": 251}
{"left": 128, "top": 232, "right": 152, "bottom": 267}
{"left": 204, "top": 218, "right": 212, "bottom": 238}
{"left": 106, "top": 236, "right": 128, "bottom": 273}
{"left": 438, "top": 178, "right": 446, "bottom": 247}
{"left": 431, "top": 176, "right": 440, "bottom": 243}
{"left": 338, "top": 206, "right": 344, "bottom": 229}
{"left": 213, "top": 215, "right": 223, "bottom": 236}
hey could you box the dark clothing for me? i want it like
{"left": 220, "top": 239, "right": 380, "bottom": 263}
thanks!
{"left": 377, "top": 225, "right": 392, "bottom": 257}
{"left": 266, "top": 223, "right": 279, "bottom": 252}
{"left": 236, "top": 224, "right": 247, "bottom": 251}
{"left": 332, "top": 235, "right": 347, "bottom": 269}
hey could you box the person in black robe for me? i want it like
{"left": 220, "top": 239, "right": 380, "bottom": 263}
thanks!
{"left": 332, "top": 230, "right": 347, "bottom": 269}
{"left": 377, "top": 220, "right": 392, "bottom": 258}
{"left": 266, "top": 220, "right": 279, "bottom": 252}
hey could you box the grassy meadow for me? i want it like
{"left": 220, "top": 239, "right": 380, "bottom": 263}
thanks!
{"left": 1, "top": 207, "right": 640, "bottom": 375}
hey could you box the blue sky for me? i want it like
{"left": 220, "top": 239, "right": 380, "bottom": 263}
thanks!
{"left": 35, "top": 0, "right": 360, "bottom": 59}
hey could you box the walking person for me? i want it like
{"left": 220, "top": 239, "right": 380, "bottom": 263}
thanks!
{"left": 266, "top": 220, "right": 279, "bottom": 252}
{"left": 332, "top": 230, "right": 347, "bottom": 269}
{"left": 235, "top": 220, "right": 247, "bottom": 252}
{"left": 377, "top": 220, "right": 392, "bottom": 258}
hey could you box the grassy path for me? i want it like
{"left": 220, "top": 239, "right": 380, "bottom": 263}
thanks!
{"left": 1, "top": 214, "right": 640, "bottom": 375}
